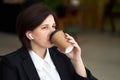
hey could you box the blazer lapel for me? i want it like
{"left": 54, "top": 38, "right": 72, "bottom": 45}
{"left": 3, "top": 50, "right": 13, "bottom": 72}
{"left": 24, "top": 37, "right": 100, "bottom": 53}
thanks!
{"left": 20, "top": 48, "right": 40, "bottom": 80}
{"left": 49, "top": 47, "right": 70, "bottom": 80}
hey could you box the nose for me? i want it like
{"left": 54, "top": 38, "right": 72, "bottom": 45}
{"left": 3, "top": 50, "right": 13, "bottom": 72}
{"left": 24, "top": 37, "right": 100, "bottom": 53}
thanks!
{"left": 51, "top": 27, "right": 56, "bottom": 32}
{"left": 49, "top": 27, "right": 55, "bottom": 37}
{"left": 49, "top": 29, "right": 58, "bottom": 41}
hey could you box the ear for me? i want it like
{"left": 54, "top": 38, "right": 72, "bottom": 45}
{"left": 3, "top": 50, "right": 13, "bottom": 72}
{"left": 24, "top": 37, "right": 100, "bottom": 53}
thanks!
{"left": 26, "top": 31, "right": 34, "bottom": 40}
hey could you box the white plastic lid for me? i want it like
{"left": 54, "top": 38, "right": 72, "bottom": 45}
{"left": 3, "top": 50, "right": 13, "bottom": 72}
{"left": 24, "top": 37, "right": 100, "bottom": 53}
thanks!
{"left": 65, "top": 45, "right": 74, "bottom": 53}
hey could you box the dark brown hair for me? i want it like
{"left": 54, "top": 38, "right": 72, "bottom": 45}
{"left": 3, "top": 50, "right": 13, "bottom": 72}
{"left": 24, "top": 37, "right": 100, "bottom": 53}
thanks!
{"left": 16, "top": 3, "right": 57, "bottom": 49}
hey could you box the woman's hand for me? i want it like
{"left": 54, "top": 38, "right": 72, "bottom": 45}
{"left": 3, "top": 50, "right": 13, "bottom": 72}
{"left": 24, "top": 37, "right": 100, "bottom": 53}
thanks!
{"left": 57, "top": 33, "right": 87, "bottom": 77}
{"left": 58, "top": 33, "right": 81, "bottom": 60}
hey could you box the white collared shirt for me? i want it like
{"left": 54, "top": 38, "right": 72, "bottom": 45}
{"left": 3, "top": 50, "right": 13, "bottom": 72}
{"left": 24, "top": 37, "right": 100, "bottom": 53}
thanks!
{"left": 29, "top": 48, "right": 61, "bottom": 80}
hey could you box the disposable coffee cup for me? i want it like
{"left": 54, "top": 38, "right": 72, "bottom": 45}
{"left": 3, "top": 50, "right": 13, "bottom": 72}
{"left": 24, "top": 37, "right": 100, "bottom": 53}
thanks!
{"left": 50, "top": 30, "right": 74, "bottom": 53}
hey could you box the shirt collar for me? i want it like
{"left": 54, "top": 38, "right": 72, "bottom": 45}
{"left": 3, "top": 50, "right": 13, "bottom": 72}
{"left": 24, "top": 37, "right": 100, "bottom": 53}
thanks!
{"left": 29, "top": 48, "right": 55, "bottom": 70}
{"left": 44, "top": 48, "right": 55, "bottom": 69}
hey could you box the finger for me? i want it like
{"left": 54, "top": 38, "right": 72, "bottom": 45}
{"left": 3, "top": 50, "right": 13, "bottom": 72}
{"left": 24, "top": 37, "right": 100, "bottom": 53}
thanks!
{"left": 64, "top": 33, "right": 69, "bottom": 36}
{"left": 65, "top": 33, "right": 78, "bottom": 46}
{"left": 65, "top": 34, "right": 74, "bottom": 40}
{"left": 57, "top": 48, "right": 64, "bottom": 53}
{"left": 68, "top": 39, "right": 76, "bottom": 44}
{"left": 66, "top": 35, "right": 76, "bottom": 43}
{"left": 65, "top": 33, "right": 72, "bottom": 38}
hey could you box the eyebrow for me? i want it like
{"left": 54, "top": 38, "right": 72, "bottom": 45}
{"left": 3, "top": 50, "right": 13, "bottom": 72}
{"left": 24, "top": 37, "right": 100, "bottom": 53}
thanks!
{"left": 41, "top": 23, "right": 56, "bottom": 26}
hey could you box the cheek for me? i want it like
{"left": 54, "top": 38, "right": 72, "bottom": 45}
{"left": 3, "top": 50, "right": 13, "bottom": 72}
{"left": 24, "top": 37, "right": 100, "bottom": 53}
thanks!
{"left": 39, "top": 33, "right": 49, "bottom": 41}
{"left": 42, "top": 32, "right": 51, "bottom": 40}
{"left": 34, "top": 34, "right": 48, "bottom": 46}
{"left": 33, "top": 31, "right": 51, "bottom": 43}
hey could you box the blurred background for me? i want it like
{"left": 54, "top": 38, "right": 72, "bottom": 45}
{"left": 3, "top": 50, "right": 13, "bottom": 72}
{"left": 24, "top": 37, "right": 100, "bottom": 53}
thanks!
{"left": 0, "top": 0, "right": 120, "bottom": 80}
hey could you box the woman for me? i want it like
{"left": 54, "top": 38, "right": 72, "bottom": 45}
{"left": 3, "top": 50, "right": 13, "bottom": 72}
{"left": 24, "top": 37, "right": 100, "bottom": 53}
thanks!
{"left": 1, "top": 3, "right": 97, "bottom": 80}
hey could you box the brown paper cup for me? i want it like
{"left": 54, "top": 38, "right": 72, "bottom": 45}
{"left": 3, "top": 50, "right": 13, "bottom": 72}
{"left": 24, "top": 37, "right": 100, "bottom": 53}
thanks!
{"left": 50, "top": 30, "right": 74, "bottom": 53}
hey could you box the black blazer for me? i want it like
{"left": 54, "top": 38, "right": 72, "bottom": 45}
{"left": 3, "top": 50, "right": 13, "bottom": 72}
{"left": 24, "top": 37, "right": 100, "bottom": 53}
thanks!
{"left": 1, "top": 47, "right": 97, "bottom": 80}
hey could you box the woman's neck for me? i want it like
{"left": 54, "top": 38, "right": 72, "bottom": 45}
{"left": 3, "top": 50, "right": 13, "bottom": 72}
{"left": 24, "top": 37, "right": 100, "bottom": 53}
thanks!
{"left": 31, "top": 45, "right": 47, "bottom": 59}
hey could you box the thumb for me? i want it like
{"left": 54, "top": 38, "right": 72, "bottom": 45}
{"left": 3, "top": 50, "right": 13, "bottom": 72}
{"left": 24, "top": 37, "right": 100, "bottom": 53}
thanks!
{"left": 57, "top": 48, "right": 65, "bottom": 53}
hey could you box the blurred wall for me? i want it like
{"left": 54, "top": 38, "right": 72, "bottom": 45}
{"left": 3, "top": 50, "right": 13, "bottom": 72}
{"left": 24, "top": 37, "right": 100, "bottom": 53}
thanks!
{"left": 0, "top": 0, "right": 116, "bottom": 33}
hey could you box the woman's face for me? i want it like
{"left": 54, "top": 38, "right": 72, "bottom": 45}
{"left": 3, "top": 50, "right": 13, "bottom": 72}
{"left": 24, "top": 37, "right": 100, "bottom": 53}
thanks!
{"left": 27, "top": 15, "right": 56, "bottom": 49}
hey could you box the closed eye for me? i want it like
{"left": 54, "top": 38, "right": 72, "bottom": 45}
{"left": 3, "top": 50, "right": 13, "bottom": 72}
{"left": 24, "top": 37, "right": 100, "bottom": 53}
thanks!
{"left": 41, "top": 26, "right": 49, "bottom": 29}
{"left": 41, "top": 24, "right": 49, "bottom": 29}
{"left": 52, "top": 26, "right": 56, "bottom": 29}
{"left": 52, "top": 23, "right": 56, "bottom": 28}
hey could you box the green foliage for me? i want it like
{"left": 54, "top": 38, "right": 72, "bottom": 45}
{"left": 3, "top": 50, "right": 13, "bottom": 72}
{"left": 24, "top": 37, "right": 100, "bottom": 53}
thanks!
{"left": 42, "top": 0, "right": 62, "bottom": 12}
